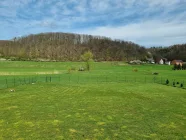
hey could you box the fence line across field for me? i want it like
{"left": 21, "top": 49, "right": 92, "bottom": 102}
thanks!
{"left": 0, "top": 75, "right": 185, "bottom": 90}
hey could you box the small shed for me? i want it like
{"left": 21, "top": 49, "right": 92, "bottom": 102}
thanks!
{"left": 159, "top": 59, "right": 164, "bottom": 64}
{"left": 156, "top": 58, "right": 164, "bottom": 64}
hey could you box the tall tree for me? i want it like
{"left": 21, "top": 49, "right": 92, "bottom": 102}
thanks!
{"left": 81, "top": 51, "right": 93, "bottom": 71}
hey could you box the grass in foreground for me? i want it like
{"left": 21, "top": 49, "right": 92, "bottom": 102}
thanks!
{"left": 0, "top": 82, "right": 186, "bottom": 140}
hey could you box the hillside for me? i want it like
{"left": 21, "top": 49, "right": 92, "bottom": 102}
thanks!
{"left": 0, "top": 32, "right": 186, "bottom": 62}
{"left": 149, "top": 44, "right": 186, "bottom": 62}
{"left": 0, "top": 32, "right": 147, "bottom": 61}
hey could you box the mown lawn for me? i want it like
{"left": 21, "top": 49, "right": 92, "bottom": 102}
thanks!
{"left": 0, "top": 61, "right": 186, "bottom": 87}
{"left": 0, "top": 61, "right": 182, "bottom": 78}
{"left": 0, "top": 82, "right": 186, "bottom": 140}
{"left": 0, "top": 61, "right": 186, "bottom": 139}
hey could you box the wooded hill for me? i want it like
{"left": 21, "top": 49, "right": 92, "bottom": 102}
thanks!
{"left": 0, "top": 32, "right": 147, "bottom": 61}
{"left": 149, "top": 44, "right": 186, "bottom": 62}
{"left": 0, "top": 32, "right": 186, "bottom": 62}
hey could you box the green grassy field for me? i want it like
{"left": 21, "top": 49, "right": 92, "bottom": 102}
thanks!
{"left": 0, "top": 61, "right": 186, "bottom": 139}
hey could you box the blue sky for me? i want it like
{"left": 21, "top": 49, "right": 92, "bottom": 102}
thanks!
{"left": 0, "top": 0, "right": 186, "bottom": 47}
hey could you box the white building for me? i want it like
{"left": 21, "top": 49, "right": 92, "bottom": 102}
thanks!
{"left": 165, "top": 61, "right": 171, "bottom": 65}
{"left": 159, "top": 59, "right": 164, "bottom": 65}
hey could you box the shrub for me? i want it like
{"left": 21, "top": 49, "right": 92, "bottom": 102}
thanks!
{"left": 177, "top": 82, "right": 179, "bottom": 85}
{"left": 133, "top": 68, "right": 138, "bottom": 72}
{"left": 182, "top": 64, "right": 186, "bottom": 70}
{"left": 67, "top": 66, "right": 76, "bottom": 74}
{"left": 180, "top": 83, "right": 184, "bottom": 88}
{"left": 178, "top": 64, "right": 181, "bottom": 70}
{"left": 166, "top": 79, "right": 169, "bottom": 85}
{"left": 70, "top": 67, "right": 76, "bottom": 71}
{"left": 173, "top": 64, "right": 178, "bottom": 70}
{"left": 67, "top": 68, "right": 71, "bottom": 74}
{"left": 173, "top": 64, "right": 185, "bottom": 70}
{"left": 173, "top": 81, "right": 176, "bottom": 87}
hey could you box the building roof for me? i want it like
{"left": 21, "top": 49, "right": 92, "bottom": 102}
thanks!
{"left": 146, "top": 58, "right": 154, "bottom": 61}
{"left": 155, "top": 58, "right": 163, "bottom": 63}
{"left": 172, "top": 60, "right": 183, "bottom": 62}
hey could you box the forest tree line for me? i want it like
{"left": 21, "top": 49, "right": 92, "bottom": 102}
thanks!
{"left": 148, "top": 44, "right": 186, "bottom": 62}
{"left": 0, "top": 32, "right": 147, "bottom": 61}
{"left": 0, "top": 32, "right": 185, "bottom": 62}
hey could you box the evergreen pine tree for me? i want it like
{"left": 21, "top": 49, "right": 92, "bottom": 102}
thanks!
{"left": 166, "top": 79, "right": 169, "bottom": 85}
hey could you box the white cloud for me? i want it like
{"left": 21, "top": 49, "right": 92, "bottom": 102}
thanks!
{"left": 0, "top": 0, "right": 31, "bottom": 18}
{"left": 89, "top": 0, "right": 112, "bottom": 12}
{"left": 0, "top": 0, "right": 186, "bottom": 46}
{"left": 81, "top": 20, "right": 186, "bottom": 46}
{"left": 144, "top": 0, "right": 180, "bottom": 7}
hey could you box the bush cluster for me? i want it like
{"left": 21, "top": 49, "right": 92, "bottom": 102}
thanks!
{"left": 166, "top": 79, "right": 184, "bottom": 88}
{"left": 173, "top": 64, "right": 186, "bottom": 70}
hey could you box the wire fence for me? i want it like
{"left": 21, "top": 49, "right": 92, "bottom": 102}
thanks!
{"left": 0, "top": 74, "right": 185, "bottom": 90}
